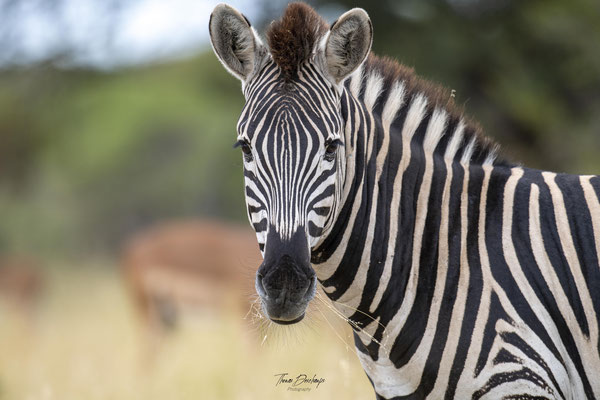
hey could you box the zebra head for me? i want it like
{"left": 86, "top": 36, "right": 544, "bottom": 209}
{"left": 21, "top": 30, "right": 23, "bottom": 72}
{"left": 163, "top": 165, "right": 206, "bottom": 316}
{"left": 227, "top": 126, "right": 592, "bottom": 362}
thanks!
{"left": 209, "top": 3, "right": 372, "bottom": 324}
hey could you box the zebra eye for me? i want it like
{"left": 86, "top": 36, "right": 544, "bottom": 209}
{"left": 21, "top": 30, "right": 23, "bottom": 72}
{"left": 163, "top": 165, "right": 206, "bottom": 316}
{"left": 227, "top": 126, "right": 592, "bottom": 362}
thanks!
{"left": 241, "top": 143, "right": 252, "bottom": 155}
{"left": 234, "top": 140, "right": 253, "bottom": 161}
{"left": 324, "top": 139, "right": 343, "bottom": 160}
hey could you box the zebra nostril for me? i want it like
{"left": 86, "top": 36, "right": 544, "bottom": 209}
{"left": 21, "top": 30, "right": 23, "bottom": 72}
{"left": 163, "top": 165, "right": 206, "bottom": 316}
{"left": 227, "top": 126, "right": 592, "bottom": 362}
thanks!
{"left": 300, "top": 274, "right": 316, "bottom": 299}
{"left": 255, "top": 273, "right": 267, "bottom": 298}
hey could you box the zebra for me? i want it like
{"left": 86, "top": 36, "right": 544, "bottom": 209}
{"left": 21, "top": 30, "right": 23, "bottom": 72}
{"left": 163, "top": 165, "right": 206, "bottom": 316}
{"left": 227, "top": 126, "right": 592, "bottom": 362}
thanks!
{"left": 209, "top": 3, "right": 600, "bottom": 399}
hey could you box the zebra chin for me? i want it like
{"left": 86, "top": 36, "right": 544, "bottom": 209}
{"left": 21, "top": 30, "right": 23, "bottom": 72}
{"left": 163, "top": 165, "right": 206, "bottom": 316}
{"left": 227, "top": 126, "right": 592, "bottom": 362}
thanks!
{"left": 255, "top": 227, "right": 317, "bottom": 325}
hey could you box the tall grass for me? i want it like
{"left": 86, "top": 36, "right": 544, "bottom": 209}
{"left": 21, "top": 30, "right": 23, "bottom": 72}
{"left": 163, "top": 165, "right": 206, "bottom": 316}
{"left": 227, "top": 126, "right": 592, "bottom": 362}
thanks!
{"left": 0, "top": 263, "right": 373, "bottom": 399}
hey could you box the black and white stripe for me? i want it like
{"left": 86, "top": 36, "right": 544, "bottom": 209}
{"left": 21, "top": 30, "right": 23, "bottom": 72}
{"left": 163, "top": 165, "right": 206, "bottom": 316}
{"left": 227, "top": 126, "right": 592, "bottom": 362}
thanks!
{"left": 310, "top": 59, "right": 600, "bottom": 399}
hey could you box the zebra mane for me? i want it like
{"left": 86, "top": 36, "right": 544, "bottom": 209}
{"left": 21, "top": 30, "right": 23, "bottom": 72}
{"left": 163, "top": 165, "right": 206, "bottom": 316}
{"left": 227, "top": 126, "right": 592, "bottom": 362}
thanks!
{"left": 266, "top": 2, "right": 328, "bottom": 81}
{"left": 362, "top": 54, "right": 505, "bottom": 166}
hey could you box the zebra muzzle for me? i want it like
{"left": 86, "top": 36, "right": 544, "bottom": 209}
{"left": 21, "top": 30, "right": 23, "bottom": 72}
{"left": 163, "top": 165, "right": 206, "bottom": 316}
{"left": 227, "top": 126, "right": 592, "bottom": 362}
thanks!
{"left": 255, "top": 229, "right": 316, "bottom": 324}
{"left": 256, "top": 266, "right": 316, "bottom": 324}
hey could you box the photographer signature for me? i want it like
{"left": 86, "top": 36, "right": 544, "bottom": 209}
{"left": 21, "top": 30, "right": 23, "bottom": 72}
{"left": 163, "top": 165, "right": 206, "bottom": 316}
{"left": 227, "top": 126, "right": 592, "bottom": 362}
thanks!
{"left": 274, "top": 372, "right": 326, "bottom": 392}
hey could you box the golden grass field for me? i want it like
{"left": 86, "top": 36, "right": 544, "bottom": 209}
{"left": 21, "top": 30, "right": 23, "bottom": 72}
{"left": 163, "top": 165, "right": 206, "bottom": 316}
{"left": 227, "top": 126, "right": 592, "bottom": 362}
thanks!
{"left": 0, "top": 262, "right": 374, "bottom": 399}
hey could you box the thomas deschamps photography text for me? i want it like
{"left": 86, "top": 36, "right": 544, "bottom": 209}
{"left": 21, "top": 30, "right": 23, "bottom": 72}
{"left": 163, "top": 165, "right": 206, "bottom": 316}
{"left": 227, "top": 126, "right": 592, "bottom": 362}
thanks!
{"left": 274, "top": 372, "right": 326, "bottom": 392}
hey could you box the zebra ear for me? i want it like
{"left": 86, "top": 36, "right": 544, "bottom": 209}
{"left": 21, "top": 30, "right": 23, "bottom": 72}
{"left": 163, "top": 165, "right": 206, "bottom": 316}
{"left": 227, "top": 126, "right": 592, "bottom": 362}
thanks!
{"left": 209, "top": 4, "right": 260, "bottom": 82}
{"left": 324, "top": 8, "right": 373, "bottom": 84}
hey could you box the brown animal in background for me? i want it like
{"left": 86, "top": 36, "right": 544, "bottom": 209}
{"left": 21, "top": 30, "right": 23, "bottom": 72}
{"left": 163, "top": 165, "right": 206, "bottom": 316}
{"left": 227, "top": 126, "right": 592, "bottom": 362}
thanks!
{"left": 121, "top": 220, "right": 262, "bottom": 334}
{"left": 0, "top": 256, "right": 43, "bottom": 313}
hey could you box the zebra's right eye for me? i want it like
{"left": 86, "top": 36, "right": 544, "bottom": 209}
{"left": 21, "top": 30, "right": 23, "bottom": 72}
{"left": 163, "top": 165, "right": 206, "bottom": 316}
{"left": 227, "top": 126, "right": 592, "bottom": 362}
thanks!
{"left": 234, "top": 140, "right": 253, "bottom": 161}
{"left": 241, "top": 144, "right": 252, "bottom": 155}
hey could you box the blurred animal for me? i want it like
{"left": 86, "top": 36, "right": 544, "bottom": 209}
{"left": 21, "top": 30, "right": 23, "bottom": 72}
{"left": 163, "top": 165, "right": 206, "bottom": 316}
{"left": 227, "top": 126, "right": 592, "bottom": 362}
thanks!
{"left": 0, "top": 255, "right": 43, "bottom": 313}
{"left": 121, "top": 220, "right": 262, "bottom": 334}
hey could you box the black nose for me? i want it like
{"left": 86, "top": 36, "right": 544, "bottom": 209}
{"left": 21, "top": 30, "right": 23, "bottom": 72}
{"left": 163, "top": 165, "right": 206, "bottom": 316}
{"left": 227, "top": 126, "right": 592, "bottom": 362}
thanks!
{"left": 261, "top": 255, "right": 312, "bottom": 301}
{"left": 256, "top": 227, "right": 315, "bottom": 323}
{"left": 256, "top": 255, "right": 316, "bottom": 322}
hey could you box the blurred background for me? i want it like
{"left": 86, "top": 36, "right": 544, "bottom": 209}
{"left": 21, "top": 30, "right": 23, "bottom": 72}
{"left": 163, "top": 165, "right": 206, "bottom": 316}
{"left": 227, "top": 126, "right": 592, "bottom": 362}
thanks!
{"left": 0, "top": 0, "right": 598, "bottom": 399}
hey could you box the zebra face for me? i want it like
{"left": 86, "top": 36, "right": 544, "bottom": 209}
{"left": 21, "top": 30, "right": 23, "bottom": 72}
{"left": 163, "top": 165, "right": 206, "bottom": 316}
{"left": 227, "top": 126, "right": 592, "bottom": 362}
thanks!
{"left": 209, "top": 3, "right": 372, "bottom": 324}
{"left": 236, "top": 66, "right": 344, "bottom": 323}
{"left": 236, "top": 64, "right": 345, "bottom": 251}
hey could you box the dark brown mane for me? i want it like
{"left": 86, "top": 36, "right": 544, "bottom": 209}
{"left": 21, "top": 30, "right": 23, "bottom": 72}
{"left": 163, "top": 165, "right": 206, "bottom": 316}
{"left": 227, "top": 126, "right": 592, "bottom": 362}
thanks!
{"left": 364, "top": 54, "right": 503, "bottom": 164}
{"left": 266, "top": 2, "right": 328, "bottom": 81}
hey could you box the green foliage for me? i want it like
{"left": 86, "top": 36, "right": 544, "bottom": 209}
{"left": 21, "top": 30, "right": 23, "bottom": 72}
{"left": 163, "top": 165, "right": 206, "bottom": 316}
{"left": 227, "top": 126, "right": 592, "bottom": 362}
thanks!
{"left": 0, "top": 0, "right": 599, "bottom": 258}
{"left": 0, "top": 53, "right": 248, "bottom": 256}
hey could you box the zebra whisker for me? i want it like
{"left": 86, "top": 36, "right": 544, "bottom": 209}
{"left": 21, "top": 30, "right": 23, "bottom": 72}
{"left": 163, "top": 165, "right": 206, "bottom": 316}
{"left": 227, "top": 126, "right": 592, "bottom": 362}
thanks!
{"left": 316, "top": 291, "right": 389, "bottom": 336}
{"left": 312, "top": 298, "right": 353, "bottom": 352}
{"left": 314, "top": 293, "right": 388, "bottom": 353}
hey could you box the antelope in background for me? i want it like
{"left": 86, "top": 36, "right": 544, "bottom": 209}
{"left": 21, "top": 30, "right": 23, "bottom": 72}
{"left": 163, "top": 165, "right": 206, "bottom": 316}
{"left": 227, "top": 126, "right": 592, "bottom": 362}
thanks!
{"left": 121, "top": 220, "right": 262, "bottom": 336}
{"left": 0, "top": 255, "right": 44, "bottom": 315}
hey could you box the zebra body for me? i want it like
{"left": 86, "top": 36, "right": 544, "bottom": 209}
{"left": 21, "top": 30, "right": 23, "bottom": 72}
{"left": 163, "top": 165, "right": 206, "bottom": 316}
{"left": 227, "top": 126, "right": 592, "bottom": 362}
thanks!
{"left": 209, "top": 3, "right": 600, "bottom": 398}
{"left": 317, "top": 67, "right": 600, "bottom": 399}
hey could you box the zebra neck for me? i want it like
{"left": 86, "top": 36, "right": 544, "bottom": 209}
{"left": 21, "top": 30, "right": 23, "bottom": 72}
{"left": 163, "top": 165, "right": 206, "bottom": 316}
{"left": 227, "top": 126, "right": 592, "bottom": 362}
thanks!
{"left": 313, "top": 70, "right": 507, "bottom": 340}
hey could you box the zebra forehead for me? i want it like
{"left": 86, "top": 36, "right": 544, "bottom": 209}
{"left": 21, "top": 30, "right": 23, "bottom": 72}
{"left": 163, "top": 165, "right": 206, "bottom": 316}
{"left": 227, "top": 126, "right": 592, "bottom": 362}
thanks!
{"left": 254, "top": 113, "right": 328, "bottom": 142}
{"left": 266, "top": 3, "right": 328, "bottom": 81}
{"left": 243, "top": 91, "right": 339, "bottom": 139}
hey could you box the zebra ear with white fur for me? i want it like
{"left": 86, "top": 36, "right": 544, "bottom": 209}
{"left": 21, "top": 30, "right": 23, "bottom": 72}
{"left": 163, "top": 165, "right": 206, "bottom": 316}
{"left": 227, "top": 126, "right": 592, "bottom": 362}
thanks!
{"left": 209, "top": 3, "right": 260, "bottom": 82}
{"left": 324, "top": 8, "right": 372, "bottom": 84}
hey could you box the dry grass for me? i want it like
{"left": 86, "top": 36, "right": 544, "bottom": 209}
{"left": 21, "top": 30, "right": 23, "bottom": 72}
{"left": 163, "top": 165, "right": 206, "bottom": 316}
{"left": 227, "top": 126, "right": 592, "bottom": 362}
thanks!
{"left": 0, "top": 263, "right": 373, "bottom": 399}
